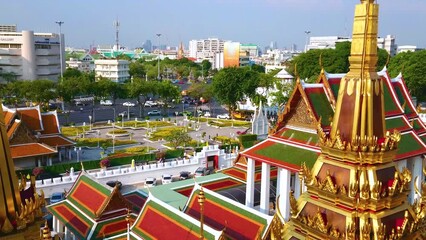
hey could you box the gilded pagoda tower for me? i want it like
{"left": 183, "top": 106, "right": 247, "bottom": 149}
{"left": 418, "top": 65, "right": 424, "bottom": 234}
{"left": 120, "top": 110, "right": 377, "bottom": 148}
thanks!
{"left": 276, "top": 0, "right": 426, "bottom": 239}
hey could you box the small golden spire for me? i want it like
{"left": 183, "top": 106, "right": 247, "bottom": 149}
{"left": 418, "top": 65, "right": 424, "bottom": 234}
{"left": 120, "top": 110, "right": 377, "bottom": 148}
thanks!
{"left": 41, "top": 220, "right": 52, "bottom": 240}
{"left": 198, "top": 187, "right": 206, "bottom": 240}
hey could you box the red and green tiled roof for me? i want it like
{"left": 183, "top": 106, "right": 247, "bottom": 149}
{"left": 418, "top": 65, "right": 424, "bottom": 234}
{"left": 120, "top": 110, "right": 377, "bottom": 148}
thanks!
{"left": 92, "top": 215, "right": 132, "bottom": 239}
{"left": 392, "top": 79, "right": 417, "bottom": 119}
{"left": 48, "top": 201, "right": 94, "bottom": 239}
{"left": 184, "top": 186, "right": 271, "bottom": 240}
{"left": 132, "top": 197, "right": 222, "bottom": 240}
{"left": 385, "top": 116, "right": 412, "bottom": 132}
{"left": 411, "top": 118, "right": 426, "bottom": 135}
{"left": 41, "top": 112, "right": 60, "bottom": 134}
{"left": 277, "top": 128, "right": 319, "bottom": 146}
{"left": 124, "top": 191, "right": 148, "bottom": 214}
{"left": 242, "top": 140, "right": 319, "bottom": 172}
{"left": 396, "top": 131, "right": 426, "bottom": 160}
{"left": 381, "top": 75, "right": 404, "bottom": 116}
{"left": 420, "top": 135, "right": 426, "bottom": 145}
{"left": 304, "top": 86, "right": 334, "bottom": 126}
{"left": 176, "top": 178, "right": 243, "bottom": 197}
{"left": 67, "top": 174, "right": 112, "bottom": 218}
{"left": 326, "top": 77, "right": 342, "bottom": 99}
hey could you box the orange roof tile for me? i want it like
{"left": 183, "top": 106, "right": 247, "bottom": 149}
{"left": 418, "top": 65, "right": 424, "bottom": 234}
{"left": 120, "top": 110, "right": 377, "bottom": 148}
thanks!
{"left": 7, "top": 120, "right": 21, "bottom": 139}
{"left": 10, "top": 143, "right": 56, "bottom": 159}
{"left": 39, "top": 135, "right": 75, "bottom": 147}
{"left": 41, "top": 113, "right": 60, "bottom": 134}
{"left": 3, "top": 110, "right": 16, "bottom": 127}
{"left": 17, "top": 107, "right": 43, "bottom": 131}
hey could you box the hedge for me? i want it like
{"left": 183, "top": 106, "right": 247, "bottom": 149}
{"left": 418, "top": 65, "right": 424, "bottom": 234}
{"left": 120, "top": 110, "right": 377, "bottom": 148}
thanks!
{"left": 165, "top": 149, "right": 184, "bottom": 159}
{"left": 238, "top": 134, "right": 257, "bottom": 142}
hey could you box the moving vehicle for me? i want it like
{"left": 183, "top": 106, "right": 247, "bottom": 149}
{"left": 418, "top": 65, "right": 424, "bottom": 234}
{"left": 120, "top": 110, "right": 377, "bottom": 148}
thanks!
{"left": 145, "top": 177, "right": 157, "bottom": 187}
{"left": 144, "top": 101, "right": 158, "bottom": 107}
{"left": 123, "top": 101, "right": 135, "bottom": 107}
{"left": 217, "top": 113, "right": 230, "bottom": 119}
{"left": 106, "top": 180, "right": 122, "bottom": 189}
{"left": 194, "top": 167, "right": 211, "bottom": 177}
{"left": 50, "top": 192, "right": 65, "bottom": 204}
{"left": 100, "top": 99, "right": 113, "bottom": 106}
{"left": 203, "top": 111, "right": 211, "bottom": 117}
{"left": 162, "top": 174, "right": 173, "bottom": 184}
{"left": 148, "top": 110, "right": 161, "bottom": 116}
{"left": 232, "top": 110, "right": 254, "bottom": 121}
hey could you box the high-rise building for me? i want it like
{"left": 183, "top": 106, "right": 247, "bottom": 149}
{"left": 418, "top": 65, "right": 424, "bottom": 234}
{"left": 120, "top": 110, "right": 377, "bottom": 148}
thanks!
{"left": 0, "top": 24, "right": 17, "bottom": 32}
{"left": 189, "top": 38, "right": 225, "bottom": 61}
{"left": 142, "top": 40, "right": 152, "bottom": 52}
{"left": 0, "top": 30, "right": 64, "bottom": 81}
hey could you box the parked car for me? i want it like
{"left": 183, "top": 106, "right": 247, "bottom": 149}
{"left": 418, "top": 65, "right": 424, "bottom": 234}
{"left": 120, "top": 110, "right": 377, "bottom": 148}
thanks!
{"left": 217, "top": 113, "right": 230, "bottom": 119}
{"left": 144, "top": 101, "right": 158, "bottom": 107}
{"left": 123, "top": 101, "right": 135, "bottom": 107}
{"left": 50, "top": 192, "right": 65, "bottom": 204}
{"left": 203, "top": 111, "right": 211, "bottom": 117}
{"left": 145, "top": 177, "right": 157, "bottom": 187}
{"left": 194, "top": 167, "right": 211, "bottom": 177}
{"left": 179, "top": 171, "right": 191, "bottom": 180}
{"left": 148, "top": 110, "right": 161, "bottom": 116}
{"left": 162, "top": 174, "right": 173, "bottom": 184}
{"left": 100, "top": 99, "right": 113, "bottom": 106}
{"left": 106, "top": 180, "right": 122, "bottom": 189}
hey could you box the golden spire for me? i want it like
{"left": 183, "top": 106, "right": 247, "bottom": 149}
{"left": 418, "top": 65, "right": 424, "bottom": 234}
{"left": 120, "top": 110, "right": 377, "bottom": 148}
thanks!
{"left": 198, "top": 187, "right": 205, "bottom": 240}
{"left": 330, "top": 0, "right": 385, "bottom": 142}
{"left": 41, "top": 220, "right": 52, "bottom": 240}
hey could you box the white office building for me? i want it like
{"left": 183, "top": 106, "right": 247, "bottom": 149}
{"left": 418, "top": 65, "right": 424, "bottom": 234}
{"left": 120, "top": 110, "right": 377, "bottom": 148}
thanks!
{"left": 189, "top": 38, "right": 225, "bottom": 62}
{"left": 94, "top": 59, "right": 130, "bottom": 83}
{"left": 306, "top": 35, "right": 398, "bottom": 56}
{"left": 0, "top": 30, "right": 64, "bottom": 81}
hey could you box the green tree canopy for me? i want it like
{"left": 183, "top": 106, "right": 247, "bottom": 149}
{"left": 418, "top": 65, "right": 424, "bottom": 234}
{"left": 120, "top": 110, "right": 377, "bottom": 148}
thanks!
{"left": 388, "top": 50, "right": 426, "bottom": 101}
{"left": 288, "top": 42, "right": 388, "bottom": 82}
{"left": 165, "top": 130, "right": 192, "bottom": 149}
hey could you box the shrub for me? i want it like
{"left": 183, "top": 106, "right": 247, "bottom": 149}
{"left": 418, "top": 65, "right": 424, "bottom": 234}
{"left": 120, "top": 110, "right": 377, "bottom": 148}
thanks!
{"left": 108, "top": 129, "right": 128, "bottom": 135}
{"left": 100, "top": 159, "right": 110, "bottom": 168}
{"left": 32, "top": 167, "right": 44, "bottom": 177}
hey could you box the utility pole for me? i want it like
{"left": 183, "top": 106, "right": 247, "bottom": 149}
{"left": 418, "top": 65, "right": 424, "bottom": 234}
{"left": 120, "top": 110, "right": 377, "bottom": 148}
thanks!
{"left": 156, "top": 33, "right": 162, "bottom": 80}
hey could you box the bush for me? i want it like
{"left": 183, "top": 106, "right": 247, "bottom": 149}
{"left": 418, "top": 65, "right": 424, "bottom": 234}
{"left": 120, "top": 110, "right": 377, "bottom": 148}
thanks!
{"left": 108, "top": 129, "right": 128, "bottom": 135}
{"left": 100, "top": 159, "right": 110, "bottom": 168}
{"left": 238, "top": 134, "right": 257, "bottom": 142}
{"left": 32, "top": 167, "right": 44, "bottom": 178}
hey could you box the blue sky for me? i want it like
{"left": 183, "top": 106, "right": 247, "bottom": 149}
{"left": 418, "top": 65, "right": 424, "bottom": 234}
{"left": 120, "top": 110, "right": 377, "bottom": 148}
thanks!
{"left": 1, "top": 0, "right": 425, "bottom": 50}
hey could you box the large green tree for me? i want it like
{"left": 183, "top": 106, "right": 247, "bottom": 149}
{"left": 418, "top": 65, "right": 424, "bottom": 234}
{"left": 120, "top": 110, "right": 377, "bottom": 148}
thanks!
{"left": 288, "top": 41, "right": 388, "bottom": 82}
{"left": 165, "top": 130, "right": 192, "bottom": 149}
{"left": 212, "top": 67, "right": 260, "bottom": 112}
{"left": 388, "top": 50, "right": 426, "bottom": 101}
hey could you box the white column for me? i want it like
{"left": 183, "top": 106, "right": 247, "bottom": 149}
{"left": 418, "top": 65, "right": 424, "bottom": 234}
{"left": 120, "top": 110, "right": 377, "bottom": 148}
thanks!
{"left": 68, "top": 148, "right": 72, "bottom": 160}
{"left": 411, "top": 157, "right": 423, "bottom": 204}
{"left": 37, "top": 158, "right": 42, "bottom": 167}
{"left": 260, "top": 162, "right": 271, "bottom": 214}
{"left": 278, "top": 168, "right": 291, "bottom": 221}
{"left": 276, "top": 167, "right": 282, "bottom": 197}
{"left": 245, "top": 158, "right": 256, "bottom": 208}
{"left": 64, "top": 226, "right": 69, "bottom": 240}
{"left": 57, "top": 219, "right": 62, "bottom": 232}
{"left": 48, "top": 157, "right": 52, "bottom": 166}
{"left": 52, "top": 215, "right": 57, "bottom": 232}
{"left": 58, "top": 148, "right": 62, "bottom": 162}
{"left": 294, "top": 172, "right": 301, "bottom": 198}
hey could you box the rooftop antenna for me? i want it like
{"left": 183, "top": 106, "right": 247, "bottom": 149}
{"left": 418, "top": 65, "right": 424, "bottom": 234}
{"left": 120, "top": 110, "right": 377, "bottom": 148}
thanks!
{"left": 113, "top": 19, "right": 120, "bottom": 52}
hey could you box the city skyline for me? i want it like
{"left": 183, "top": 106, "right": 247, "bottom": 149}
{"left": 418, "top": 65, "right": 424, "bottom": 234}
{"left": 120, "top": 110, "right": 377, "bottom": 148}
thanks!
{"left": 1, "top": 0, "right": 425, "bottom": 50}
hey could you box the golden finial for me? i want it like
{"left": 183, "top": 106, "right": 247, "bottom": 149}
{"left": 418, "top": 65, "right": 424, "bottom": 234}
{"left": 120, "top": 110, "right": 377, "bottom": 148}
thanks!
{"left": 198, "top": 187, "right": 206, "bottom": 240}
{"left": 41, "top": 220, "right": 52, "bottom": 240}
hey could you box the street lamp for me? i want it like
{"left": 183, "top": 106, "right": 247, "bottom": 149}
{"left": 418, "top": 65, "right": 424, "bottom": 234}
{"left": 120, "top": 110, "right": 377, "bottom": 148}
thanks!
{"left": 88, "top": 115, "right": 92, "bottom": 131}
{"left": 156, "top": 33, "right": 162, "bottom": 80}
{"left": 55, "top": 21, "right": 64, "bottom": 80}
{"left": 304, "top": 30, "right": 311, "bottom": 52}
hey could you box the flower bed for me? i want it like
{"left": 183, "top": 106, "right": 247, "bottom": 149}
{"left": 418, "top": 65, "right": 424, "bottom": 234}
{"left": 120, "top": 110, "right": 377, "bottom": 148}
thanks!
{"left": 75, "top": 138, "right": 136, "bottom": 147}
{"left": 115, "top": 146, "right": 156, "bottom": 154}
{"left": 208, "top": 119, "right": 251, "bottom": 128}
{"left": 149, "top": 126, "right": 188, "bottom": 141}
{"left": 61, "top": 126, "right": 91, "bottom": 137}
{"left": 123, "top": 121, "right": 174, "bottom": 128}
{"left": 107, "top": 129, "right": 128, "bottom": 135}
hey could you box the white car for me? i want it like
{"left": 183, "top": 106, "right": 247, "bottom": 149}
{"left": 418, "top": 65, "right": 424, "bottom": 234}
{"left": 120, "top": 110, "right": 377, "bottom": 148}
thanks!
{"left": 162, "top": 174, "right": 173, "bottom": 184}
{"left": 148, "top": 110, "right": 161, "bottom": 116}
{"left": 204, "top": 111, "right": 211, "bottom": 117}
{"left": 145, "top": 177, "right": 157, "bottom": 187}
{"left": 144, "top": 101, "right": 157, "bottom": 107}
{"left": 123, "top": 101, "right": 135, "bottom": 107}
{"left": 217, "top": 113, "right": 230, "bottom": 119}
{"left": 100, "top": 99, "right": 113, "bottom": 106}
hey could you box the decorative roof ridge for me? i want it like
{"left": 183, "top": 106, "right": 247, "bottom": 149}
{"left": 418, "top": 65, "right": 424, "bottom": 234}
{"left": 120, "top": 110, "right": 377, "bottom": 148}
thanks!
{"left": 17, "top": 105, "right": 44, "bottom": 132}
{"left": 62, "top": 196, "right": 96, "bottom": 224}
{"left": 2, "top": 104, "right": 15, "bottom": 113}
{"left": 95, "top": 183, "right": 129, "bottom": 219}
{"left": 378, "top": 65, "right": 388, "bottom": 75}
{"left": 302, "top": 83, "right": 325, "bottom": 89}
{"left": 405, "top": 130, "right": 426, "bottom": 149}
{"left": 268, "top": 137, "right": 322, "bottom": 152}
{"left": 286, "top": 125, "right": 318, "bottom": 134}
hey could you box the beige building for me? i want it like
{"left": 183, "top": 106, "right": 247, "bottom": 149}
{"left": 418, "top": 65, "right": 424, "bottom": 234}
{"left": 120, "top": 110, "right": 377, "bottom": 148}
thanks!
{"left": 0, "top": 30, "right": 64, "bottom": 81}
{"left": 94, "top": 59, "right": 130, "bottom": 83}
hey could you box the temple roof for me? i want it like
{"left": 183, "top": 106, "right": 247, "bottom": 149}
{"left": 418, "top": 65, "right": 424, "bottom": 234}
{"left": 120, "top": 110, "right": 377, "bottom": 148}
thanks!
{"left": 10, "top": 143, "right": 57, "bottom": 159}
{"left": 40, "top": 111, "right": 61, "bottom": 135}
{"left": 16, "top": 106, "right": 44, "bottom": 132}
{"left": 130, "top": 194, "right": 223, "bottom": 240}
{"left": 241, "top": 138, "right": 320, "bottom": 172}
{"left": 184, "top": 184, "right": 272, "bottom": 240}
{"left": 48, "top": 170, "right": 130, "bottom": 239}
{"left": 38, "top": 135, "right": 75, "bottom": 148}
